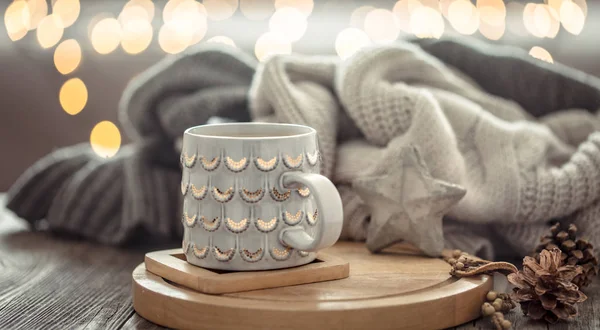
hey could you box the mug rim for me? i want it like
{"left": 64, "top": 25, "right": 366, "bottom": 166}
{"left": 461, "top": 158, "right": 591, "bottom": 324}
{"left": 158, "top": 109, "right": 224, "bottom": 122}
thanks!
{"left": 184, "top": 122, "right": 316, "bottom": 140}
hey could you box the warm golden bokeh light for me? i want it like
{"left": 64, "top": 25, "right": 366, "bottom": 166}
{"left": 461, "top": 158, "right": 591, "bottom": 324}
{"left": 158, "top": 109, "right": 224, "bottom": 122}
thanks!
{"left": 533, "top": 4, "right": 551, "bottom": 37}
{"left": 572, "top": 0, "right": 587, "bottom": 18}
{"left": 335, "top": 27, "right": 371, "bottom": 60}
{"left": 545, "top": 6, "right": 560, "bottom": 38}
{"left": 393, "top": 0, "right": 423, "bottom": 33}
{"left": 5, "top": 1, "right": 30, "bottom": 41}
{"left": 91, "top": 17, "right": 122, "bottom": 54}
{"left": 448, "top": 0, "right": 479, "bottom": 35}
{"left": 171, "top": 0, "right": 208, "bottom": 45}
{"left": 254, "top": 31, "right": 292, "bottom": 62}
{"left": 477, "top": 0, "right": 505, "bottom": 27}
{"left": 410, "top": 6, "right": 444, "bottom": 39}
{"left": 123, "top": 0, "right": 155, "bottom": 22}
{"left": 163, "top": 0, "right": 184, "bottom": 23}
{"left": 52, "top": 0, "right": 80, "bottom": 28}
{"left": 121, "top": 19, "right": 153, "bottom": 54}
{"left": 523, "top": 3, "right": 544, "bottom": 38}
{"left": 364, "top": 8, "right": 400, "bottom": 43}
{"left": 529, "top": 46, "right": 554, "bottom": 63}
{"left": 240, "top": 0, "right": 274, "bottom": 20}
{"left": 25, "top": 0, "right": 48, "bottom": 30}
{"left": 59, "top": 78, "right": 88, "bottom": 115}
{"left": 479, "top": 20, "right": 505, "bottom": 40}
{"left": 350, "top": 6, "right": 374, "bottom": 29}
{"left": 207, "top": 36, "right": 236, "bottom": 47}
{"left": 158, "top": 22, "right": 192, "bottom": 54}
{"left": 36, "top": 14, "right": 64, "bottom": 48}
{"left": 90, "top": 121, "right": 122, "bottom": 158}
{"left": 274, "top": 0, "right": 314, "bottom": 17}
{"left": 203, "top": 0, "right": 238, "bottom": 21}
{"left": 560, "top": 1, "right": 585, "bottom": 35}
{"left": 54, "top": 39, "right": 81, "bottom": 75}
{"left": 119, "top": 3, "right": 150, "bottom": 24}
{"left": 269, "top": 7, "right": 307, "bottom": 42}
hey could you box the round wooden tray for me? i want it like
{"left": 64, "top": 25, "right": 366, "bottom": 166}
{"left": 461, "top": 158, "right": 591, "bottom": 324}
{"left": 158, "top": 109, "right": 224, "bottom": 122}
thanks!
{"left": 133, "top": 242, "right": 492, "bottom": 330}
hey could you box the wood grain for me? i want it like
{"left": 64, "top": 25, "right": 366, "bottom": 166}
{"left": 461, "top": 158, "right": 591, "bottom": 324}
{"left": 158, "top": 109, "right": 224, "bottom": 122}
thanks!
{"left": 145, "top": 250, "right": 349, "bottom": 294}
{"left": 0, "top": 194, "right": 598, "bottom": 330}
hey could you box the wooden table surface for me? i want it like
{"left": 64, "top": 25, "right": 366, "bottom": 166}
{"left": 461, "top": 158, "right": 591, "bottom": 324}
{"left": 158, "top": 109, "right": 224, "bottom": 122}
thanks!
{"left": 1, "top": 195, "right": 598, "bottom": 330}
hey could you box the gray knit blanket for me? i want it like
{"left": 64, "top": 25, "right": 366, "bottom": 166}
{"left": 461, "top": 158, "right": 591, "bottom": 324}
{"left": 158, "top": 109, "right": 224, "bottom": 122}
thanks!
{"left": 7, "top": 37, "right": 600, "bottom": 260}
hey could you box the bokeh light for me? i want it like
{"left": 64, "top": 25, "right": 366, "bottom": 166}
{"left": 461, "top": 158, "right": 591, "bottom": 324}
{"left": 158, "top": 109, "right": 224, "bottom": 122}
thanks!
{"left": 121, "top": 19, "right": 153, "bottom": 54}
{"left": 479, "top": 20, "right": 505, "bottom": 40}
{"left": 119, "top": 2, "right": 150, "bottom": 24}
{"left": 158, "top": 22, "right": 192, "bottom": 54}
{"left": 364, "top": 8, "right": 400, "bottom": 43}
{"left": 123, "top": 0, "right": 155, "bottom": 22}
{"left": 90, "top": 121, "right": 122, "bottom": 158}
{"left": 269, "top": 7, "right": 307, "bottom": 42}
{"left": 59, "top": 78, "right": 88, "bottom": 115}
{"left": 207, "top": 36, "right": 237, "bottom": 47}
{"left": 52, "top": 0, "right": 80, "bottom": 28}
{"left": 90, "top": 17, "right": 122, "bottom": 54}
{"left": 335, "top": 27, "right": 370, "bottom": 60}
{"left": 477, "top": 0, "right": 505, "bottom": 27}
{"left": 350, "top": 6, "right": 374, "bottom": 29}
{"left": 410, "top": 6, "right": 444, "bottom": 39}
{"left": 533, "top": 4, "right": 551, "bottom": 37}
{"left": 54, "top": 39, "right": 81, "bottom": 75}
{"left": 26, "top": 0, "right": 48, "bottom": 30}
{"left": 448, "top": 0, "right": 480, "bottom": 35}
{"left": 523, "top": 3, "right": 544, "bottom": 38}
{"left": 240, "top": 0, "right": 274, "bottom": 20}
{"left": 529, "top": 46, "right": 554, "bottom": 63}
{"left": 171, "top": 0, "right": 208, "bottom": 45}
{"left": 392, "top": 0, "right": 422, "bottom": 33}
{"left": 274, "top": 0, "right": 313, "bottom": 17}
{"left": 560, "top": 1, "right": 585, "bottom": 35}
{"left": 5, "top": 1, "right": 30, "bottom": 41}
{"left": 36, "top": 14, "right": 64, "bottom": 48}
{"left": 254, "top": 31, "right": 292, "bottom": 62}
{"left": 203, "top": 0, "right": 238, "bottom": 21}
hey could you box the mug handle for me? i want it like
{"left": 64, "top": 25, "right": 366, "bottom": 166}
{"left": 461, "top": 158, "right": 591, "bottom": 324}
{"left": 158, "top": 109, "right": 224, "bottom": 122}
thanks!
{"left": 278, "top": 172, "right": 343, "bottom": 252}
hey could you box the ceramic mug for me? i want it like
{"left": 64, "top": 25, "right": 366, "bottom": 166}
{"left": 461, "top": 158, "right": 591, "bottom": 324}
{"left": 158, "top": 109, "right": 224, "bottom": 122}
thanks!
{"left": 180, "top": 123, "right": 343, "bottom": 271}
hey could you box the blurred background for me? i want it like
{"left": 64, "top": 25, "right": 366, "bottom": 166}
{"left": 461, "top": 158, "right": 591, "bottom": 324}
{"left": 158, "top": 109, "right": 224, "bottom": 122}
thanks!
{"left": 1, "top": 0, "right": 597, "bottom": 191}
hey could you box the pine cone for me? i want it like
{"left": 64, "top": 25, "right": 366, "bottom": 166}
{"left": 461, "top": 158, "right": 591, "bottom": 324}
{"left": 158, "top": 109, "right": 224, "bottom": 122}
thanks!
{"left": 509, "top": 248, "right": 587, "bottom": 323}
{"left": 533, "top": 223, "right": 599, "bottom": 289}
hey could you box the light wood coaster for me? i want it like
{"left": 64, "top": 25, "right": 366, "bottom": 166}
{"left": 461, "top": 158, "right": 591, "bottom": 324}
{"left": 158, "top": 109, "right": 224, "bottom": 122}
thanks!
{"left": 133, "top": 242, "right": 492, "bottom": 330}
{"left": 145, "top": 250, "right": 350, "bottom": 294}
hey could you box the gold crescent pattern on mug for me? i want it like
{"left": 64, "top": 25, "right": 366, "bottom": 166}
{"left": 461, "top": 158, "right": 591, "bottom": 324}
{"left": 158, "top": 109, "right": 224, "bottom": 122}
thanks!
{"left": 181, "top": 152, "right": 197, "bottom": 168}
{"left": 182, "top": 212, "right": 197, "bottom": 227}
{"left": 282, "top": 210, "right": 303, "bottom": 226}
{"left": 190, "top": 184, "right": 208, "bottom": 200}
{"left": 212, "top": 186, "right": 234, "bottom": 203}
{"left": 297, "top": 186, "right": 310, "bottom": 197}
{"left": 225, "top": 218, "right": 250, "bottom": 233}
{"left": 306, "top": 149, "right": 319, "bottom": 166}
{"left": 282, "top": 153, "right": 303, "bottom": 169}
{"left": 255, "top": 217, "right": 278, "bottom": 233}
{"left": 306, "top": 209, "right": 319, "bottom": 226}
{"left": 182, "top": 240, "right": 190, "bottom": 254}
{"left": 200, "top": 216, "right": 221, "bottom": 232}
{"left": 200, "top": 156, "right": 220, "bottom": 171}
{"left": 181, "top": 181, "right": 189, "bottom": 196}
{"left": 298, "top": 250, "right": 310, "bottom": 257}
{"left": 240, "top": 247, "right": 264, "bottom": 263}
{"left": 225, "top": 156, "right": 249, "bottom": 172}
{"left": 239, "top": 187, "right": 265, "bottom": 203}
{"left": 270, "top": 186, "right": 291, "bottom": 202}
{"left": 269, "top": 246, "right": 293, "bottom": 261}
{"left": 213, "top": 246, "right": 236, "bottom": 262}
{"left": 192, "top": 244, "right": 209, "bottom": 259}
{"left": 254, "top": 156, "right": 278, "bottom": 172}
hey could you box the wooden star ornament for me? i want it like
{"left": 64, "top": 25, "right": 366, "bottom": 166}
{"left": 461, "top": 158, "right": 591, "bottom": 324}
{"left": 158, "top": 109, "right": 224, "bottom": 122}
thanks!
{"left": 352, "top": 145, "right": 466, "bottom": 257}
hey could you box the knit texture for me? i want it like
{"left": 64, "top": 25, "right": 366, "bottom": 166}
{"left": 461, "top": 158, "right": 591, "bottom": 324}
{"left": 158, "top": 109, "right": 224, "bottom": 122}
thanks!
{"left": 6, "top": 37, "right": 600, "bottom": 259}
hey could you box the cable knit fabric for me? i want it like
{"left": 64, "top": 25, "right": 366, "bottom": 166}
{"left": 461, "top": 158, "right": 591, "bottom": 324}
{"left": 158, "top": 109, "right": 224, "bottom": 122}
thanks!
{"left": 5, "top": 37, "right": 600, "bottom": 259}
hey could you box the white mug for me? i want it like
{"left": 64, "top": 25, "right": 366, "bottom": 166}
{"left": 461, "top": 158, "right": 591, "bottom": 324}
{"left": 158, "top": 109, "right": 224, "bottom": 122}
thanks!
{"left": 180, "top": 123, "right": 343, "bottom": 271}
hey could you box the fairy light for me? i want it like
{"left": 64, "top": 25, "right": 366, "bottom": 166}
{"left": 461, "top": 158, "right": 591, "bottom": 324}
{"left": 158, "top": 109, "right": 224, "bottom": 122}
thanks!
{"left": 119, "top": 3, "right": 149, "bottom": 24}
{"left": 52, "top": 0, "right": 80, "bottom": 28}
{"left": 477, "top": 0, "right": 505, "bottom": 27}
{"left": 90, "top": 121, "right": 122, "bottom": 158}
{"left": 393, "top": 0, "right": 423, "bottom": 33}
{"left": 269, "top": 7, "right": 307, "bottom": 42}
{"left": 274, "top": 0, "right": 313, "bottom": 17}
{"left": 59, "top": 78, "right": 88, "bottom": 115}
{"left": 254, "top": 31, "right": 291, "bottom": 62}
{"left": 529, "top": 46, "right": 553, "bottom": 63}
{"left": 25, "top": 0, "right": 47, "bottom": 30}
{"left": 350, "top": 6, "right": 374, "bottom": 29}
{"left": 523, "top": 3, "right": 544, "bottom": 38}
{"left": 240, "top": 0, "right": 274, "bottom": 20}
{"left": 121, "top": 18, "right": 153, "bottom": 54}
{"left": 54, "top": 39, "right": 81, "bottom": 74}
{"left": 207, "top": 36, "right": 236, "bottom": 47}
{"left": 171, "top": 0, "right": 208, "bottom": 45}
{"left": 533, "top": 4, "right": 551, "bottom": 37}
{"left": 448, "top": 0, "right": 480, "bottom": 35}
{"left": 204, "top": 0, "right": 238, "bottom": 21}
{"left": 36, "top": 14, "right": 64, "bottom": 48}
{"left": 123, "top": 0, "right": 155, "bottom": 22}
{"left": 91, "top": 17, "right": 122, "bottom": 54}
{"left": 5, "top": 1, "right": 30, "bottom": 41}
{"left": 560, "top": 1, "right": 585, "bottom": 35}
{"left": 158, "top": 22, "right": 192, "bottom": 54}
{"left": 410, "top": 6, "right": 444, "bottom": 39}
{"left": 364, "top": 8, "right": 400, "bottom": 43}
{"left": 335, "top": 28, "right": 370, "bottom": 60}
